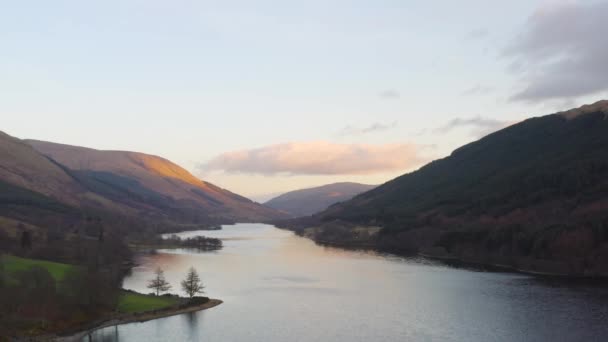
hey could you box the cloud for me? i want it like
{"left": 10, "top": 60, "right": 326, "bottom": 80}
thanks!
{"left": 339, "top": 121, "right": 398, "bottom": 136}
{"left": 462, "top": 84, "right": 494, "bottom": 96}
{"left": 200, "top": 141, "right": 425, "bottom": 175}
{"left": 466, "top": 28, "right": 489, "bottom": 40}
{"left": 436, "top": 116, "right": 513, "bottom": 138}
{"left": 378, "top": 89, "right": 400, "bottom": 99}
{"left": 505, "top": 1, "right": 608, "bottom": 102}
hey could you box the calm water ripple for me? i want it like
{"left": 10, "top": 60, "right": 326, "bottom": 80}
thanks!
{"left": 88, "top": 223, "right": 608, "bottom": 342}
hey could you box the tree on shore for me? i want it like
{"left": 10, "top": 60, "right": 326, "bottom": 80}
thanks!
{"left": 181, "top": 267, "right": 204, "bottom": 298}
{"left": 147, "top": 267, "right": 172, "bottom": 296}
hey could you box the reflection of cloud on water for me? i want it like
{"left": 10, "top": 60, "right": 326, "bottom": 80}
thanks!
{"left": 262, "top": 275, "right": 320, "bottom": 283}
{"left": 245, "top": 286, "right": 343, "bottom": 295}
{"left": 135, "top": 252, "right": 183, "bottom": 271}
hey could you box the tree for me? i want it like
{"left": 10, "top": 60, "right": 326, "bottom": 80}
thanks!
{"left": 147, "top": 267, "right": 172, "bottom": 296}
{"left": 60, "top": 267, "right": 120, "bottom": 313}
{"left": 0, "top": 260, "right": 4, "bottom": 289}
{"left": 180, "top": 267, "right": 204, "bottom": 298}
{"left": 20, "top": 230, "right": 32, "bottom": 250}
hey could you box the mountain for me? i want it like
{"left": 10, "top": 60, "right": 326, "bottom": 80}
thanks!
{"left": 265, "top": 182, "right": 376, "bottom": 217}
{"left": 0, "top": 131, "right": 90, "bottom": 207}
{"left": 282, "top": 100, "right": 608, "bottom": 276}
{"left": 0, "top": 130, "right": 283, "bottom": 242}
{"left": 25, "top": 140, "right": 285, "bottom": 223}
{"left": 0, "top": 131, "right": 115, "bottom": 240}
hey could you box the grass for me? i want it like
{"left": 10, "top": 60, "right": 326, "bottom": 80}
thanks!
{"left": 0, "top": 254, "right": 75, "bottom": 282}
{"left": 0, "top": 254, "right": 179, "bottom": 315}
{"left": 117, "top": 291, "right": 179, "bottom": 313}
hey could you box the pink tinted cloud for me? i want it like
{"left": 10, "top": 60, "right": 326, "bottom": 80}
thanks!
{"left": 201, "top": 141, "right": 425, "bottom": 175}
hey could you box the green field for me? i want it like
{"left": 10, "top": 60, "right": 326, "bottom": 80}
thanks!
{"left": 0, "top": 254, "right": 75, "bottom": 282}
{"left": 1, "top": 254, "right": 178, "bottom": 314}
{"left": 117, "top": 291, "right": 179, "bottom": 313}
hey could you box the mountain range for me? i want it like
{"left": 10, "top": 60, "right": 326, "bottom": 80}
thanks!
{"left": 265, "top": 182, "right": 376, "bottom": 217}
{"left": 280, "top": 100, "right": 608, "bottom": 277}
{"left": 0, "top": 132, "right": 285, "bottom": 239}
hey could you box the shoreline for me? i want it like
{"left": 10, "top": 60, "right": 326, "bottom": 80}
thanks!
{"left": 51, "top": 299, "right": 223, "bottom": 342}
{"left": 417, "top": 252, "right": 608, "bottom": 280}
{"left": 291, "top": 230, "right": 608, "bottom": 280}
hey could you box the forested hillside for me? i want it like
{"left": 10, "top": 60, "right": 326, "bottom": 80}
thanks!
{"left": 283, "top": 101, "right": 608, "bottom": 276}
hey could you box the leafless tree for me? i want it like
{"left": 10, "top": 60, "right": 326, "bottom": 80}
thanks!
{"left": 147, "top": 267, "right": 172, "bottom": 296}
{"left": 180, "top": 267, "right": 204, "bottom": 298}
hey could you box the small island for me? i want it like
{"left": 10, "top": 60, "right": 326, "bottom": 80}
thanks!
{"left": 129, "top": 234, "right": 223, "bottom": 251}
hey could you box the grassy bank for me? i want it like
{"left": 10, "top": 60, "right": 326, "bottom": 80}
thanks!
{"left": 117, "top": 291, "right": 179, "bottom": 313}
{"left": 1, "top": 254, "right": 218, "bottom": 340}
{"left": 56, "top": 299, "right": 223, "bottom": 342}
{"left": 0, "top": 254, "right": 75, "bottom": 282}
{"left": 0, "top": 254, "right": 177, "bottom": 312}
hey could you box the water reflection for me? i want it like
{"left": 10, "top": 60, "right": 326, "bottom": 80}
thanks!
{"left": 182, "top": 312, "right": 198, "bottom": 341}
{"left": 87, "top": 325, "right": 118, "bottom": 342}
{"left": 88, "top": 223, "right": 608, "bottom": 342}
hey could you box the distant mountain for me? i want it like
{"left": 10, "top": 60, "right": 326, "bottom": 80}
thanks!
{"left": 281, "top": 100, "right": 608, "bottom": 277}
{"left": 26, "top": 140, "right": 285, "bottom": 223}
{"left": 265, "top": 182, "right": 376, "bottom": 217}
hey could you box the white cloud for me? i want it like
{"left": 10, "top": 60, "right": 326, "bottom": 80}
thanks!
{"left": 339, "top": 121, "right": 398, "bottom": 136}
{"left": 462, "top": 84, "right": 494, "bottom": 96}
{"left": 378, "top": 89, "right": 401, "bottom": 99}
{"left": 466, "top": 28, "right": 489, "bottom": 40}
{"left": 436, "top": 116, "right": 513, "bottom": 138}
{"left": 200, "top": 141, "right": 425, "bottom": 175}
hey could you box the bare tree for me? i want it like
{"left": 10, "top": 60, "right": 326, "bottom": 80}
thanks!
{"left": 147, "top": 267, "right": 172, "bottom": 296}
{"left": 180, "top": 267, "right": 204, "bottom": 298}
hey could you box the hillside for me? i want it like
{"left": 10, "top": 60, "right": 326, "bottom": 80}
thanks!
{"left": 265, "top": 182, "right": 376, "bottom": 217}
{"left": 285, "top": 100, "right": 608, "bottom": 276}
{"left": 0, "top": 131, "right": 90, "bottom": 207}
{"left": 0, "top": 132, "right": 120, "bottom": 240}
{"left": 26, "top": 140, "right": 285, "bottom": 223}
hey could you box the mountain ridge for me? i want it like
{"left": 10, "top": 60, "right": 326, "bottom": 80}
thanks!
{"left": 265, "top": 182, "right": 376, "bottom": 217}
{"left": 26, "top": 139, "right": 284, "bottom": 223}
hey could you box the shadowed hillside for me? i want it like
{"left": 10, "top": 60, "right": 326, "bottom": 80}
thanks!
{"left": 265, "top": 182, "right": 376, "bottom": 217}
{"left": 0, "top": 131, "right": 100, "bottom": 207}
{"left": 0, "top": 132, "right": 128, "bottom": 242}
{"left": 26, "top": 140, "right": 285, "bottom": 223}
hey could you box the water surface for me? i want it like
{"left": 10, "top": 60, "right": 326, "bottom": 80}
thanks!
{"left": 89, "top": 223, "right": 608, "bottom": 341}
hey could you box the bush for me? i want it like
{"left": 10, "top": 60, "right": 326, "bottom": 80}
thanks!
{"left": 187, "top": 296, "right": 209, "bottom": 306}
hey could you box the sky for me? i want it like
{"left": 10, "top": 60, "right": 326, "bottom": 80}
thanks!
{"left": 2, "top": 0, "right": 607, "bottom": 201}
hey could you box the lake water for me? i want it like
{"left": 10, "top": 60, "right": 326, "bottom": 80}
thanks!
{"left": 88, "top": 223, "right": 608, "bottom": 342}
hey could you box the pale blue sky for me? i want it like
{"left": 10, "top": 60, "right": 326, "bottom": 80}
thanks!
{"left": 2, "top": 0, "right": 606, "bottom": 199}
